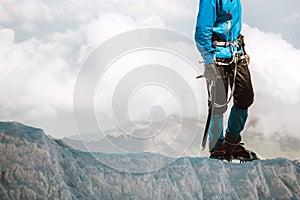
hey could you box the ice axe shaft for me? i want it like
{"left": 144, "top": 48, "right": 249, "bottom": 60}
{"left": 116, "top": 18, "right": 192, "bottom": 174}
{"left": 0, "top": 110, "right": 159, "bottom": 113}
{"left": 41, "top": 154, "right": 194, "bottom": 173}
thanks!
{"left": 196, "top": 74, "right": 205, "bottom": 79}
{"left": 196, "top": 73, "right": 216, "bottom": 150}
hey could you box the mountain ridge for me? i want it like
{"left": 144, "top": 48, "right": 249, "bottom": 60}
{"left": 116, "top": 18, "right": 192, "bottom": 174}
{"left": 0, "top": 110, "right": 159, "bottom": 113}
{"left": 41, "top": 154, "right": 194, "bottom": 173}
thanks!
{"left": 0, "top": 121, "right": 299, "bottom": 200}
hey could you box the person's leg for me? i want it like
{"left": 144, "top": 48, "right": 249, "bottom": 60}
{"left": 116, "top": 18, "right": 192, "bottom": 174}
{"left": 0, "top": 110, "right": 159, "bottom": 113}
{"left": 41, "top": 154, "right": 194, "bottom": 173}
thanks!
{"left": 208, "top": 114, "right": 224, "bottom": 151}
{"left": 225, "top": 58, "right": 254, "bottom": 153}
{"left": 208, "top": 65, "right": 228, "bottom": 151}
{"left": 226, "top": 105, "right": 248, "bottom": 140}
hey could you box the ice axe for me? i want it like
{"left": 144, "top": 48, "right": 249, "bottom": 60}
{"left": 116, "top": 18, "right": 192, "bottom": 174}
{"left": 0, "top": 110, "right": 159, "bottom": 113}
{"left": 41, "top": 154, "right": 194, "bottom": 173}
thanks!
{"left": 196, "top": 67, "right": 217, "bottom": 151}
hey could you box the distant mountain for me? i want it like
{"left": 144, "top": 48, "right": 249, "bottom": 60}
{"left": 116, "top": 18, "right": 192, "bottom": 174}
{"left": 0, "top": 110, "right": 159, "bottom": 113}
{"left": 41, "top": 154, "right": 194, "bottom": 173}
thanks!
{"left": 63, "top": 117, "right": 206, "bottom": 157}
{"left": 67, "top": 121, "right": 146, "bottom": 142}
{"left": 64, "top": 117, "right": 300, "bottom": 160}
{"left": 0, "top": 121, "right": 299, "bottom": 199}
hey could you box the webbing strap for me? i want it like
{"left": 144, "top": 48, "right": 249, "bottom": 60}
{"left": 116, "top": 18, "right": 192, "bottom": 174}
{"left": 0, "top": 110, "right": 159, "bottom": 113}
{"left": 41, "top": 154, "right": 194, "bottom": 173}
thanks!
{"left": 213, "top": 35, "right": 243, "bottom": 47}
{"left": 215, "top": 55, "right": 246, "bottom": 66}
{"left": 213, "top": 52, "right": 239, "bottom": 108}
{"left": 213, "top": 41, "right": 233, "bottom": 47}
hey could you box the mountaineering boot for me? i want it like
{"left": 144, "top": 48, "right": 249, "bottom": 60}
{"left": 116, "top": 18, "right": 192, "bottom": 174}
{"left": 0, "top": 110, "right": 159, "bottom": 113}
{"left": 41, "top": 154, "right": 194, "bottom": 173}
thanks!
{"left": 224, "top": 134, "right": 259, "bottom": 162}
{"left": 209, "top": 139, "right": 226, "bottom": 160}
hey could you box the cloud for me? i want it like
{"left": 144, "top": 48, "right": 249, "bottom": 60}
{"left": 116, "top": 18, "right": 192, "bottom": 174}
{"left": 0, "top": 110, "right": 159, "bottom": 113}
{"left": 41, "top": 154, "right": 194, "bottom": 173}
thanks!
{"left": 1, "top": 0, "right": 55, "bottom": 22}
{"left": 0, "top": 0, "right": 188, "bottom": 137}
{"left": 282, "top": 13, "right": 300, "bottom": 23}
{"left": 0, "top": 4, "right": 13, "bottom": 23}
{"left": 21, "top": 21, "right": 38, "bottom": 32}
{"left": 242, "top": 24, "right": 300, "bottom": 138}
{"left": 243, "top": 24, "right": 300, "bottom": 103}
{"left": 83, "top": 13, "right": 141, "bottom": 49}
{"left": 0, "top": 26, "right": 74, "bottom": 120}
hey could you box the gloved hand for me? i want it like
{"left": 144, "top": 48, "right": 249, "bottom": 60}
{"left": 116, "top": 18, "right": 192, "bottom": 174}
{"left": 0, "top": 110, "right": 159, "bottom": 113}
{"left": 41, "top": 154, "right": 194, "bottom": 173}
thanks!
{"left": 204, "top": 63, "right": 217, "bottom": 82}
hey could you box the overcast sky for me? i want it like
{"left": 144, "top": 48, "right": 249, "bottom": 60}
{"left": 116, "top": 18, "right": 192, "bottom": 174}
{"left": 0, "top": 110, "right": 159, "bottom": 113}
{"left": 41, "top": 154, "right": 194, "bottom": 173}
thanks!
{"left": 0, "top": 0, "right": 300, "bottom": 141}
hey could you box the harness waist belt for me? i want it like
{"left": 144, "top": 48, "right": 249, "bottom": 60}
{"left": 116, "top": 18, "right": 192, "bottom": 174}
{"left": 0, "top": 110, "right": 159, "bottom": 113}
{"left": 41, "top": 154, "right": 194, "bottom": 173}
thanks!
{"left": 213, "top": 35, "right": 244, "bottom": 47}
{"left": 213, "top": 41, "right": 233, "bottom": 47}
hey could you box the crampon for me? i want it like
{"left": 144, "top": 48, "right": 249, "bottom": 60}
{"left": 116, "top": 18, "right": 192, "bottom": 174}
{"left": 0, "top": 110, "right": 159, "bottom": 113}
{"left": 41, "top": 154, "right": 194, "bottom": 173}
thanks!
{"left": 210, "top": 149, "right": 259, "bottom": 163}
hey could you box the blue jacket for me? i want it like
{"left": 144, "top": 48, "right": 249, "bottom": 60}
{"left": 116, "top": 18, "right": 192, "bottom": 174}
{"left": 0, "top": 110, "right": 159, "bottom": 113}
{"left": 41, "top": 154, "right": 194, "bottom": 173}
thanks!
{"left": 195, "top": 0, "right": 242, "bottom": 64}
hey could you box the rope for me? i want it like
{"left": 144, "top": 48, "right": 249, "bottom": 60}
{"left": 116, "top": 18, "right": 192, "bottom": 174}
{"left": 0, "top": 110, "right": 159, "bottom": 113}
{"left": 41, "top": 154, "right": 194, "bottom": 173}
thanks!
{"left": 213, "top": 46, "right": 239, "bottom": 108}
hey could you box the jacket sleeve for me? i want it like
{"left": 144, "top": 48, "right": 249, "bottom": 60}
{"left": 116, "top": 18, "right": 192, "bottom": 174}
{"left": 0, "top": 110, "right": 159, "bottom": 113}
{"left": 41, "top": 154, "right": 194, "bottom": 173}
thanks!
{"left": 195, "top": 0, "right": 217, "bottom": 64}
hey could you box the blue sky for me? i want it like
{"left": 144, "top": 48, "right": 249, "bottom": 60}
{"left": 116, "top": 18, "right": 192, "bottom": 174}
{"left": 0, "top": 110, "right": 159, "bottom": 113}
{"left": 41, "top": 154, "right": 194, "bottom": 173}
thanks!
{"left": 0, "top": 0, "right": 299, "bottom": 140}
{"left": 242, "top": 0, "right": 300, "bottom": 48}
